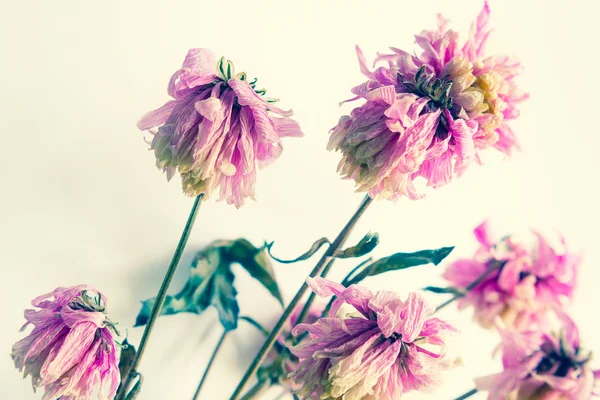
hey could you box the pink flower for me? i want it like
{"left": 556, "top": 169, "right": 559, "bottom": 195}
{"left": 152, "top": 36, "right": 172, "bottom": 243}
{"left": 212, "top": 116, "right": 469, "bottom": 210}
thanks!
{"left": 443, "top": 221, "right": 580, "bottom": 330}
{"left": 476, "top": 314, "right": 599, "bottom": 399}
{"left": 11, "top": 285, "right": 120, "bottom": 400}
{"left": 328, "top": 2, "right": 527, "bottom": 200}
{"left": 288, "top": 278, "right": 458, "bottom": 399}
{"left": 138, "top": 48, "right": 303, "bottom": 207}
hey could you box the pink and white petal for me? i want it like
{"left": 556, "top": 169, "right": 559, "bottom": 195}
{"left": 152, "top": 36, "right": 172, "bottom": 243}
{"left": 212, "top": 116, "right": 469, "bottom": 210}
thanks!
{"left": 368, "top": 291, "right": 403, "bottom": 338}
{"left": 40, "top": 321, "right": 98, "bottom": 383}
{"left": 442, "top": 258, "right": 488, "bottom": 288}
{"left": 355, "top": 45, "right": 374, "bottom": 79}
{"left": 273, "top": 117, "right": 303, "bottom": 138}
{"left": 307, "top": 277, "right": 346, "bottom": 298}
{"left": 61, "top": 307, "right": 106, "bottom": 329}
{"left": 419, "top": 150, "right": 453, "bottom": 188}
{"left": 532, "top": 231, "right": 557, "bottom": 277}
{"left": 194, "top": 97, "right": 223, "bottom": 122}
{"left": 474, "top": 220, "right": 495, "bottom": 248}
{"left": 228, "top": 79, "right": 266, "bottom": 108}
{"left": 397, "top": 293, "right": 435, "bottom": 343}
{"left": 364, "top": 85, "right": 396, "bottom": 105}
{"left": 137, "top": 101, "right": 177, "bottom": 131}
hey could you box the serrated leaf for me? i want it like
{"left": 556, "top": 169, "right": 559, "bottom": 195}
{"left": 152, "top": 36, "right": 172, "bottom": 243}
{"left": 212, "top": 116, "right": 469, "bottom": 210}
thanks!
{"left": 423, "top": 286, "right": 464, "bottom": 295}
{"left": 345, "top": 246, "right": 454, "bottom": 285}
{"left": 135, "top": 239, "right": 283, "bottom": 331}
{"left": 267, "top": 237, "right": 330, "bottom": 264}
{"left": 333, "top": 232, "right": 379, "bottom": 259}
{"left": 228, "top": 239, "right": 283, "bottom": 306}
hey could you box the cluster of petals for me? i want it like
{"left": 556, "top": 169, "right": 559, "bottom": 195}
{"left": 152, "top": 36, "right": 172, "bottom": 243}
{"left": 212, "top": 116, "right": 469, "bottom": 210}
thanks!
{"left": 328, "top": 2, "right": 528, "bottom": 200}
{"left": 138, "top": 48, "right": 302, "bottom": 207}
{"left": 11, "top": 285, "right": 119, "bottom": 400}
{"left": 288, "top": 277, "right": 458, "bottom": 399}
{"left": 476, "top": 314, "right": 599, "bottom": 399}
{"left": 443, "top": 221, "right": 580, "bottom": 330}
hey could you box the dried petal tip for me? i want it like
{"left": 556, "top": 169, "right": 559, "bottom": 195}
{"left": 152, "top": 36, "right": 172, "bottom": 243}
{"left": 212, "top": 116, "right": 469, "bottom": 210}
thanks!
{"left": 287, "top": 278, "right": 458, "bottom": 399}
{"left": 11, "top": 285, "right": 120, "bottom": 400}
{"left": 443, "top": 221, "right": 580, "bottom": 331}
{"left": 329, "top": 3, "right": 527, "bottom": 201}
{"left": 138, "top": 48, "right": 303, "bottom": 207}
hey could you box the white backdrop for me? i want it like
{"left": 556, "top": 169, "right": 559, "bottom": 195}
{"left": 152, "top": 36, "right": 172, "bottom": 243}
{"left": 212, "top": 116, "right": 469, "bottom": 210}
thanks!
{"left": 1, "top": 0, "right": 599, "bottom": 399}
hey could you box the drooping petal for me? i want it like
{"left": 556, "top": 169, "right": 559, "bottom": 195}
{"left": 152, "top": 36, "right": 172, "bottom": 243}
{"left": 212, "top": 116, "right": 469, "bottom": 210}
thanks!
{"left": 397, "top": 293, "right": 435, "bottom": 343}
{"left": 137, "top": 101, "right": 177, "bottom": 131}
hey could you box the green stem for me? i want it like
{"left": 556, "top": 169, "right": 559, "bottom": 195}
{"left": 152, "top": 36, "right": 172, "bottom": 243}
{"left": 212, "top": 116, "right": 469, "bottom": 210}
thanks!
{"left": 435, "top": 260, "right": 504, "bottom": 313}
{"left": 229, "top": 195, "right": 373, "bottom": 400}
{"left": 454, "top": 388, "right": 478, "bottom": 400}
{"left": 239, "top": 379, "right": 269, "bottom": 400}
{"left": 292, "top": 258, "right": 334, "bottom": 328}
{"left": 117, "top": 194, "right": 204, "bottom": 400}
{"left": 123, "top": 373, "right": 143, "bottom": 400}
{"left": 193, "top": 329, "right": 228, "bottom": 400}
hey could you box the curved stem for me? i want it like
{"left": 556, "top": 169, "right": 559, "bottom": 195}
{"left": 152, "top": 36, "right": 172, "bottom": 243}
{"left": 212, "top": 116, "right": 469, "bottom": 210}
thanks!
{"left": 229, "top": 195, "right": 373, "bottom": 400}
{"left": 454, "top": 388, "right": 478, "bottom": 400}
{"left": 117, "top": 194, "right": 204, "bottom": 400}
{"left": 341, "top": 257, "right": 373, "bottom": 286}
{"left": 435, "top": 260, "right": 504, "bottom": 313}
{"left": 193, "top": 330, "right": 228, "bottom": 400}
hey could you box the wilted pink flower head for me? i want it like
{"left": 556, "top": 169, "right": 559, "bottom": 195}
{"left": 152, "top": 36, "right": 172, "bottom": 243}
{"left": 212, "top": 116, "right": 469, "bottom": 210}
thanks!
{"left": 288, "top": 278, "right": 458, "bottom": 399}
{"left": 138, "top": 48, "right": 303, "bottom": 207}
{"left": 12, "top": 285, "right": 119, "bottom": 400}
{"left": 328, "top": 2, "right": 527, "bottom": 200}
{"left": 476, "top": 315, "right": 599, "bottom": 399}
{"left": 443, "top": 221, "right": 579, "bottom": 330}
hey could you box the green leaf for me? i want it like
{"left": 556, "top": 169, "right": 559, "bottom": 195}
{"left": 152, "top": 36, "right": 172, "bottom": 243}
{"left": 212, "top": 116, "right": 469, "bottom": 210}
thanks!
{"left": 228, "top": 239, "right": 283, "bottom": 306}
{"left": 423, "top": 286, "right": 464, "bottom": 295}
{"left": 333, "top": 232, "right": 379, "bottom": 259}
{"left": 135, "top": 239, "right": 281, "bottom": 331}
{"left": 210, "top": 265, "right": 239, "bottom": 330}
{"left": 345, "top": 246, "right": 454, "bottom": 285}
{"left": 267, "top": 237, "right": 330, "bottom": 264}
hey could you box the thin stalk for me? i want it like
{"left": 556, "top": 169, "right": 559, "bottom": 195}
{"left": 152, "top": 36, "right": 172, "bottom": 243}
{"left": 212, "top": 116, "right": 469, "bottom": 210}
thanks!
{"left": 193, "top": 330, "right": 228, "bottom": 400}
{"left": 123, "top": 373, "right": 143, "bottom": 400}
{"left": 239, "top": 379, "right": 269, "bottom": 400}
{"left": 453, "top": 388, "right": 478, "bottom": 400}
{"left": 117, "top": 194, "right": 204, "bottom": 400}
{"left": 435, "top": 260, "right": 504, "bottom": 313}
{"left": 293, "top": 258, "right": 334, "bottom": 327}
{"left": 229, "top": 195, "right": 373, "bottom": 400}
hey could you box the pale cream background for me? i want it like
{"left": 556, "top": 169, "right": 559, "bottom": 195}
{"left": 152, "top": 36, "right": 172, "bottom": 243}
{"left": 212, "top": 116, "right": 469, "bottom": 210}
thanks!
{"left": 1, "top": 0, "right": 599, "bottom": 399}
